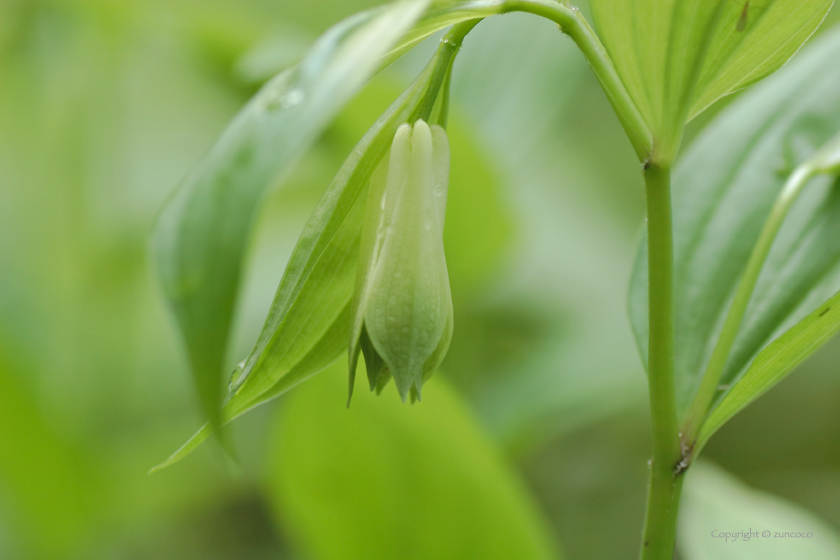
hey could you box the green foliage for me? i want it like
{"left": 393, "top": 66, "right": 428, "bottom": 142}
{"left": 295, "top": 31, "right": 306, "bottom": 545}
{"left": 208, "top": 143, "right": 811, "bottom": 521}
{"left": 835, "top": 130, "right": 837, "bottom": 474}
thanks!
{"left": 0, "top": 0, "right": 637, "bottom": 558}
{"left": 150, "top": 56, "right": 513, "bottom": 470}
{"left": 698, "top": 292, "right": 840, "bottom": 449}
{"left": 150, "top": 0, "right": 512, "bottom": 465}
{"left": 6, "top": 0, "right": 840, "bottom": 558}
{"left": 152, "top": 0, "right": 429, "bottom": 430}
{"left": 630, "top": 27, "right": 840, "bottom": 418}
{"left": 0, "top": 357, "right": 101, "bottom": 559}
{"left": 590, "top": 0, "right": 834, "bottom": 158}
{"left": 267, "top": 363, "right": 560, "bottom": 560}
{"left": 679, "top": 462, "right": 840, "bottom": 558}
{"left": 149, "top": 70, "right": 434, "bottom": 472}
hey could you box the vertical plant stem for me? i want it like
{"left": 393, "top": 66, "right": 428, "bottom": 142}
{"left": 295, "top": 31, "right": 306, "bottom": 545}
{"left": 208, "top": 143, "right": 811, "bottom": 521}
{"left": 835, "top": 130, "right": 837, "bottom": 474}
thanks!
{"left": 640, "top": 164, "right": 683, "bottom": 560}
{"left": 499, "top": 2, "right": 685, "bottom": 555}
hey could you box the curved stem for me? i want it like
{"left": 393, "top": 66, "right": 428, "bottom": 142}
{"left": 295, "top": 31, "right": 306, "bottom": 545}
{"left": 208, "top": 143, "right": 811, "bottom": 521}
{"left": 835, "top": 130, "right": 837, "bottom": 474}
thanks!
{"left": 682, "top": 165, "right": 816, "bottom": 442}
{"left": 639, "top": 164, "right": 683, "bottom": 560}
{"left": 411, "top": 19, "right": 481, "bottom": 123}
{"left": 504, "top": 0, "right": 652, "bottom": 161}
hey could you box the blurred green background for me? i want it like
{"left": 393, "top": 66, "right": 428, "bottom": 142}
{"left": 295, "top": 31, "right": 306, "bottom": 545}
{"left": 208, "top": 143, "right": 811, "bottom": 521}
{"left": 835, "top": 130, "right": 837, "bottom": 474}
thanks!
{"left": 1, "top": 1, "right": 840, "bottom": 559}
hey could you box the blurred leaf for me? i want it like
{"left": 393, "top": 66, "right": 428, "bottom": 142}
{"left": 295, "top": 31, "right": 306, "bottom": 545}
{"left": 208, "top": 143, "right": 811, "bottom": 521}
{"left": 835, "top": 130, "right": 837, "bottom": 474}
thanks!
{"left": 0, "top": 3, "right": 293, "bottom": 557}
{"left": 238, "top": 1, "right": 508, "bottom": 85}
{"left": 589, "top": 0, "right": 832, "bottom": 154}
{"left": 234, "top": 28, "right": 314, "bottom": 84}
{"left": 444, "top": 121, "right": 514, "bottom": 295}
{"left": 810, "top": 127, "right": 840, "bottom": 173}
{"left": 475, "top": 321, "right": 645, "bottom": 452}
{"left": 630, "top": 28, "right": 840, "bottom": 415}
{"left": 451, "top": 12, "right": 588, "bottom": 176}
{"left": 698, "top": 291, "right": 840, "bottom": 449}
{"left": 446, "top": 12, "right": 648, "bottom": 448}
{"left": 267, "top": 363, "right": 560, "bottom": 560}
{"left": 679, "top": 462, "right": 840, "bottom": 558}
{"left": 0, "top": 356, "right": 103, "bottom": 559}
{"left": 152, "top": 0, "right": 429, "bottom": 428}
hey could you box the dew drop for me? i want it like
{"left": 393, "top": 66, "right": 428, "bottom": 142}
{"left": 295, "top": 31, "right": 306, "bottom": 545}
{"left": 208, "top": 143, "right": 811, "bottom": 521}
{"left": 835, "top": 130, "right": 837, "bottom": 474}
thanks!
{"left": 229, "top": 359, "right": 248, "bottom": 391}
{"left": 281, "top": 88, "right": 305, "bottom": 107}
{"left": 265, "top": 88, "right": 305, "bottom": 110}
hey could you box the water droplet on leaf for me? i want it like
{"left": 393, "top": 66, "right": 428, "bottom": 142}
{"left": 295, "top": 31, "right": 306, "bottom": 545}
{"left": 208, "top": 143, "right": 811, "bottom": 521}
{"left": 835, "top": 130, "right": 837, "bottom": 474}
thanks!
{"left": 229, "top": 359, "right": 248, "bottom": 391}
{"left": 265, "top": 88, "right": 305, "bottom": 110}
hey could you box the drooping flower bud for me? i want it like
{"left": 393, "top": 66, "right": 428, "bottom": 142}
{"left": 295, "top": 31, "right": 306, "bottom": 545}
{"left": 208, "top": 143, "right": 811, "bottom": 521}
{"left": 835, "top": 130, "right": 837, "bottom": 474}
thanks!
{"left": 349, "top": 119, "right": 453, "bottom": 403}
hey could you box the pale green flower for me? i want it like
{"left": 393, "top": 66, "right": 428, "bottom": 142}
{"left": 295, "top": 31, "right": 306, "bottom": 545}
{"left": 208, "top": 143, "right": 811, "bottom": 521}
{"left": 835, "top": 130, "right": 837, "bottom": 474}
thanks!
{"left": 349, "top": 119, "right": 453, "bottom": 402}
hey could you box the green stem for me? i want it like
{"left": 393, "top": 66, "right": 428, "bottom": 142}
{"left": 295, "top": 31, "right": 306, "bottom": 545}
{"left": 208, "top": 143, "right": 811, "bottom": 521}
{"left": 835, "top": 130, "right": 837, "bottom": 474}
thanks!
{"left": 505, "top": 0, "right": 652, "bottom": 161}
{"left": 506, "top": 3, "right": 677, "bottom": 556}
{"left": 642, "top": 468, "right": 685, "bottom": 560}
{"left": 683, "top": 165, "right": 816, "bottom": 442}
{"left": 411, "top": 19, "right": 480, "bottom": 123}
{"left": 431, "top": 64, "right": 454, "bottom": 128}
{"left": 639, "top": 164, "right": 683, "bottom": 560}
{"left": 486, "top": 3, "right": 682, "bottom": 556}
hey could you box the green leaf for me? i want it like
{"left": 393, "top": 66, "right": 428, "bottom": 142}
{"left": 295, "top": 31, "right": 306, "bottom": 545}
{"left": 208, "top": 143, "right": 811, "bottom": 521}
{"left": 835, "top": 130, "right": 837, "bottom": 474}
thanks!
{"left": 698, "top": 292, "right": 840, "bottom": 449}
{"left": 679, "top": 462, "right": 840, "bottom": 558}
{"left": 629, "top": 28, "right": 840, "bottom": 416}
{"left": 267, "top": 363, "right": 560, "bottom": 560}
{"left": 589, "top": 0, "right": 833, "bottom": 156}
{"left": 152, "top": 0, "right": 430, "bottom": 429}
{"left": 151, "top": 17, "right": 500, "bottom": 470}
{"left": 149, "top": 65, "right": 440, "bottom": 473}
{"left": 378, "top": 0, "right": 505, "bottom": 68}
